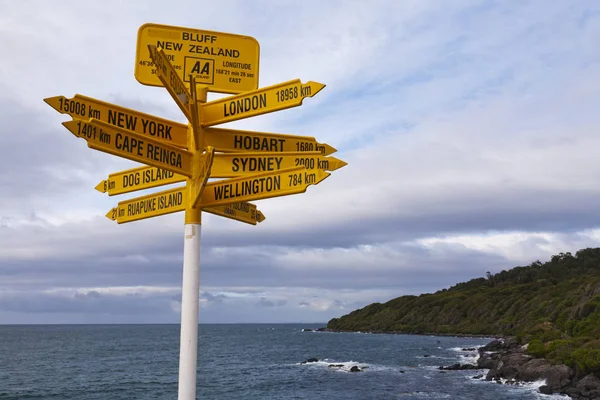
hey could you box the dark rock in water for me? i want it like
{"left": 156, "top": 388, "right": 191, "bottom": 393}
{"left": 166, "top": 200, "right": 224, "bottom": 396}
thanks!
{"left": 518, "top": 358, "right": 572, "bottom": 391}
{"left": 479, "top": 339, "right": 504, "bottom": 353}
{"left": 477, "top": 352, "right": 500, "bottom": 370}
{"left": 423, "top": 354, "right": 431, "bottom": 358}
{"left": 316, "top": 327, "right": 327, "bottom": 332}
{"left": 478, "top": 338, "right": 520, "bottom": 355}
{"left": 302, "top": 328, "right": 314, "bottom": 332}
{"left": 301, "top": 358, "right": 319, "bottom": 364}
{"left": 539, "top": 385, "right": 552, "bottom": 395}
{"left": 492, "top": 352, "right": 533, "bottom": 380}
{"left": 472, "top": 375, "right": 483, "bottom": 380}
{"left": 439, "top": 363, "right": 482, "bottom": 370}
{"left": 328, "top": 364, "right": 344, "bottom": 368}
{"left": 350, "top": 366, "right": 361, "bottom": 372}
{"left": 462, "top": 347, "right": 477, "bottom": 351}
{"left": 439, "top": 371, "right": 446, "bottom": 373}
{"left": 399, "top": 370, "right": 405, "bottom": 373}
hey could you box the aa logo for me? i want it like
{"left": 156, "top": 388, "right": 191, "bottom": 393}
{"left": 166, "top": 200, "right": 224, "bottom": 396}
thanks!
{"left": 184, "top": 57, "right": 214, "bottom": 84}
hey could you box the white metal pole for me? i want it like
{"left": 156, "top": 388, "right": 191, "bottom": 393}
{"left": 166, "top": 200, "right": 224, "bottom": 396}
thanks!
{"left": 178, "top": 223, "right": 201, "bottom": 400}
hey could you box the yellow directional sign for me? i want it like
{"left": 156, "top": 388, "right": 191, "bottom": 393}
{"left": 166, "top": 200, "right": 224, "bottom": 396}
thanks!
{"left": 210, "top": 151, "right": 347, "bottom": 178}
{"left": 191, "top": 147, "right": 215, "bottom": 208}
{"left": 106, "top": 185, "right": 265, "bottom": 225}
{"left": 204, "top": 127, "right": 336, "bottom": 155}
{"left": 189, "top": 75, "right": 203, "bottom": 151}
{"left": 197, "top": 166, "right": 329, "bottom": 207}
{"left": 95, "top": 165, "right": 185, "bottom": 196}
{"left": 62, "top": 119, "right": 193, "bottom": 177}
{"left": 201, "top": 79, "right": 325, "bottom": 127}
{"left": 135, "top": 23, "right": 260, "bottom": 94}
{"left": 203, "top": 202, "right": 266, "bottom": 226}
{"left": 107, "top": 186, "right": 186, "bottom": 224}
{"left": 44, "top": 94, "right": 188, "bottom": 148}
{"left": 147, "top": 45, "right": 192, "bottom": 121}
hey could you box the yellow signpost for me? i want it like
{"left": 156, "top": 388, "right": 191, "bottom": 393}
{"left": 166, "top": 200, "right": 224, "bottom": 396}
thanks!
{"left": 107, "top": 185, "right": 265, "bottom": 225}
{"left": 135, "top": 23, "right": 260, "bottom": 94}
{"left": 95, "top": 165, "right": 186, "bottom": 196}
{"left": 204, "top": 127, "right": 337, "bottom": 155}
{"left": 62, "top": 119, "right": 193, "bottom": 177}
{"left": 190, "top": 147, "right": 215, "bottom": 208}
{"left": 201, "top": 79, "right": 326, "bottom": 126}
{"left": 46, "top": 22, "right": 347, "bottom": 400}
{"left": 198, "top": 166, "right": 330, "bottom": 207}
{"left": 148, "top": 45, "right": 193, "bottom": 121}
{"left": 106, "top": 186, "right": 187, "bottom": 224}
{"left": 44, "top": 94, "right": 188, "bottom": 148}
{"left": 203, "top": 202, "right": 265, "bottom": 225}
{"left": 210, "top": 151, "right": 347, "bottom": 178}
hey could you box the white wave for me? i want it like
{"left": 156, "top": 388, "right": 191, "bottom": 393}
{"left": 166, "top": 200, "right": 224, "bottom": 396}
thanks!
{"left": 519, "top": 380, "right": 571, "bottom": 399}
{"left": 297, "top": 358, "right": 397, "bottom": 373}
{"left": 458, "top": 353, "right": 479, "bottom": 365}
{"left": 415, "top": 355, "right": 454, "bottom": 359}
{"left": 474, "top": 378, "right": 572, "bottom": 399}
{"left": 395, "top": 390, "right": 451, "bottom": 398}
{"left": 447, "top": 345, "right": 483, "bottom": 352}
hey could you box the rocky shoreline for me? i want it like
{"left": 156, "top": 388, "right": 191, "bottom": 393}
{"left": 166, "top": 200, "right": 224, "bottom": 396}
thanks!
{"left": 308, "top": 328, "right": 600, "bottom": 398}
{"left": 441, "top": 338, "right": 600, "bottom": 399}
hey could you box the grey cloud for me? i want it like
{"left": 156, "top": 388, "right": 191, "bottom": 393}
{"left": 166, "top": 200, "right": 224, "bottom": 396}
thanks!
{"left": 0, "top": 290, "right": 174, "bottom": 316}
{"left": 201, "top": 292, "right": 228, "bottom": 303}
{"left": 257, "top": 298, "right": 287, "bottom": 308}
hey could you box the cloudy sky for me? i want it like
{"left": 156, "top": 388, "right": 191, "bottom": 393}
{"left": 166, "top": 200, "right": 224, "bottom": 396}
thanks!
{"left": 1, "top": 0, "right": 599, "bottom": 324}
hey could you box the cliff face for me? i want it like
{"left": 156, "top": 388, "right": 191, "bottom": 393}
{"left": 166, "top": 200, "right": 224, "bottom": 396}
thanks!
{"left": 327, "top": 248, "right": 600, "bottom": 377}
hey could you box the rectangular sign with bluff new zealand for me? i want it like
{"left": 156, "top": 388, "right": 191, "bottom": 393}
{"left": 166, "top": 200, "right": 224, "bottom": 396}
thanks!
{"left": 135, "top": 23, "right": 260, "bottom": 94}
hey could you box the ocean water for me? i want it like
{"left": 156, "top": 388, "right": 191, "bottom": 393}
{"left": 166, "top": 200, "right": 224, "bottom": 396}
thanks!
{"left": 0, "top": 324, "right": 570, "bottom": 399}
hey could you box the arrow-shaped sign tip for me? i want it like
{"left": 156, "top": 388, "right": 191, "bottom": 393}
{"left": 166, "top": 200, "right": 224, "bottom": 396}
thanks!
{"left": 61, "top": 120, "right": 77, "bottom": 136}
{"left": 330, "top": 158, "right": 348, "bottom": 171}
{"left": 316, "top": 171, "right": 331, "bottom": 185}
{"left": 257, "top": 211, "right": 266, "bottom": 223}
{"left": 95, "top": 180, "right": 107, "bottom": 193}
{"left": 43, "top": 96, "right": 62, "bottom": 112}
{"left": 320, "top": 143, "right": 337, "bottom": 156}
{"left": 105, "top": 208, "right": 117, "bottom": 221}
{"left": 305, "top": 81, "right": 326, "bottom": 97}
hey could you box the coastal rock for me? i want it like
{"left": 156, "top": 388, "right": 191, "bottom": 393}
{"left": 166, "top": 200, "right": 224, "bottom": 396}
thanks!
{"left": 479, "top": 338, "right": 520, "bottom": 355}
{"left": 302, "top": 328, "right": 314, "bottom": 332}
{"left": 572, "top": 374, "right": 600, "bottom": 399}
{"left": 477, "top": 352, "right": 500, "bottom": 369}
{"left": 301, "top": 358, "right": 319, "bottom": 364}
{"left": 479, "top": 339, "right": 504, "bottom": 353}
{"left": 494, "top": 353, "right": 534, "bottom": 380}
{"left": 350, "top": 366, "right": 361, "bottom": 372}
{"left": 539, "top": 385, "right": 553, "bottom": 394}
{"left": 519, "top": 359, "right": 572, "bottom": 391}
{"left": 475, "top": 339, "right": 584, "bottom": 397}
{"left": 328, "top": 364, "right": 344, "bottom": 368}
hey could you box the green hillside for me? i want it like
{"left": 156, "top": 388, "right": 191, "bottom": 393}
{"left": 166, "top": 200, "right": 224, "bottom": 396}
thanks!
{"left": 327, "top": 248, "right": 600, "bottom": 375}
